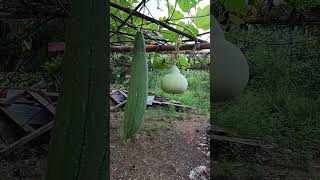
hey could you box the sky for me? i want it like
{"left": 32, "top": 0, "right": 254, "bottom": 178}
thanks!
{"left": 135, "top": 0, "right": 210, "bottom": 42}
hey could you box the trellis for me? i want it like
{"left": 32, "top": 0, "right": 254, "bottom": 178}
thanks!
{"left": 0, "top": 0, "right": 211, "bottom": 53}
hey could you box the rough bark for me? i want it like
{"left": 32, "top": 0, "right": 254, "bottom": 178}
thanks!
{"left": 45, "top": 0, "right": 109, "bottom": 180}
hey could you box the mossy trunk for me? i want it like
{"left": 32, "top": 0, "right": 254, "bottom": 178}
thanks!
{"left": 45, "top": 0, "right": 109, "bottom": 180}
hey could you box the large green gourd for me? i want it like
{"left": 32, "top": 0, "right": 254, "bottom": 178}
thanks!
{"left": 123, "top": 31, "right": 148, "bottom": 139}
{"left": 211, "top": 15, "right": 249, "bottom": 101}
{"left": 160, "top": 65, "right": 188, "bottom": 94}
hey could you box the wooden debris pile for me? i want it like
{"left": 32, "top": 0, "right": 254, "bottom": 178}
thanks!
{"left": 0, "top": 81, "right": 56, "bottom": 154}
{"left": 209, "top": 125, "right": 274, "bottom": 161}
{"left": 0, "top": 81, "right": 193, "bottom": 153}
{"left": 110, "top": 89, "right": 193, "bottom": 111}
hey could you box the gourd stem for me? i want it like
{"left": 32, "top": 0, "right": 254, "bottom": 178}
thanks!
{"left": 174, "top": 35, "right": 182, "bottom": 66}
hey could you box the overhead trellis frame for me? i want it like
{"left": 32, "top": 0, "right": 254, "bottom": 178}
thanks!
{"left": 0, "top": 0, "right": 211, "bottom": 53}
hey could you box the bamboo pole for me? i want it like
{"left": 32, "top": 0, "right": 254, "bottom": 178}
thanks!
{"left": 111, "top": 42, "right": 210, "bottom": 52}
{"left": 47, "top": 42, "right": 210, "bottom": 53}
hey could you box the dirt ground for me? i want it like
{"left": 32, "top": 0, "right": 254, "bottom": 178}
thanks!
{"left": 110, "top": 112, "right": 210, "bottom": 179}
{"left": 0, "top": 112, "right": 210, "bottom": 180}
{"left": 0, "top": 111, "right": 319, "bottom": 180}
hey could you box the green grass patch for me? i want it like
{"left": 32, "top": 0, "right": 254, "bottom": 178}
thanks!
{"left": 149, "top": 69, "right": 209, "bottom": 115}
{"left": 213, "top": 90, "right": 320, "bottom": 161}
{"left": 114, "top": 69, "right": 209, "bottom": 115}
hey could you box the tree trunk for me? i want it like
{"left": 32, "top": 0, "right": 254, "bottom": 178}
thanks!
{"left": 45, "top": 0, "right": 109, "bottom": 179}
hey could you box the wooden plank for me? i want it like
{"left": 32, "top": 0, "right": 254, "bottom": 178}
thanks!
{"left": 110, "top": 100, "right": 127, "bottom": 111}
{"left": 210, "top": 125, "right": 228, "bottom": 136}
{"left": 210, "top": 134, "right": 273, "bottom": 149}
{"left": 110, "top": 90, "right": 126, "bottom": 104}
{"left": 30, "top": 81, "right": 47, "bottom": 89}
{"left": 0, "top": 106, "right": 35, "bottom": 132}
{"left": 152, "top": 100, "right": 193, "bottom": 109}
{"left": 0, "top": 98, "right": 37, "bottom": 105}
{"left": 27, "top": 91, "right": 56, "bottom": 114}
{"left": 2, "top": 90, "right": 27, "bottom": 105}
{"left": 42, "top": 91, "right": 59, "bottom": 98}
{"left": 0, "top": 120, "right": 55, "bottom": 154}
{"left": 118, "top": 90, "right": 128, "bottom": 98}
{"left": 0, "top": 81, "right": 46, "bottom": 105}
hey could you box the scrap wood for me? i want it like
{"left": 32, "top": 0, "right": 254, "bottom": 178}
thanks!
{"left": 0, "top": 91, "right": 56, "bottom": 153}
{"left": 110, "top": 90, "right": 126, "bottom": 104}
{"left": 0, "top": 106, "right": 35, "bottom": 133}
{"left": 152, "top": 100, "right": 194, "bottom": 109}
{"left": 208, "top": 125, "right": 229, "bottom": 136}
{"left": 110, "top": 100, "right": 127, "bottom": 111}
{"left": 0, "top": 81, "right": 46, "bottom": 105}
{"left": 210, "top": 134, "right": 273, "bottom": 149}
{"left": 0, "top": 120, "right": 54, "bottom": 154}
{"left": 118, "top": 90, "right": 128, "bottom": 98}
{"left": 0, "top": 98, "right": 37, "bottom": 105}
{"left": 26, "top": 91, "right": 56, "bottom": 114}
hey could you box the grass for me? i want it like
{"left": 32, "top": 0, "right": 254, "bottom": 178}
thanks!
{"left": 149, "top": 69, "right": 210, "bottom": 114}
{"left": 114, "top": 68, "right": 210, "bottom": 116}
{"left": 213, "top": 87, "right": 320, "bottom": 162}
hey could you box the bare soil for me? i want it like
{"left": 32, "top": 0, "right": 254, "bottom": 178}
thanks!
{"left": 0, "top": 112, "right": 211, "bottom": 180}
{"left": 110, "top": 112, "right": 210, "bottom": 179}
{"left": 0, "top": 111, "right": 318, "bottom": 180}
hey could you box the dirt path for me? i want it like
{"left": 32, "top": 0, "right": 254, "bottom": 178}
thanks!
{"left": 110, "top": 112, "right": 210, "bottom": 179}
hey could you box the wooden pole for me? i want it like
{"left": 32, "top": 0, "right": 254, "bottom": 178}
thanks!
{"left": 111, "top": 42, "right": 210, "bottom": 52}
{"left": 47, "top": 42, "right": 210, "bottom": 53}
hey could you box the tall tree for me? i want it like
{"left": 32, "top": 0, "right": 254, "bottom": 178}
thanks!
{"left": 45, "top": 0, "right": 109, "bottom": 179}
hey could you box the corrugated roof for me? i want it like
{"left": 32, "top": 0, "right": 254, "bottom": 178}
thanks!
{"left": 48, "top": 42, "right": 65, "bottom": 52}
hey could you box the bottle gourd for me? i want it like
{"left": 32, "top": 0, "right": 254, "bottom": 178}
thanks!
{"left": 211, "top": 15, "right": 249, "bottom": 101}
{"left": 160, "top": 65, "right": 188, "bottom": 94}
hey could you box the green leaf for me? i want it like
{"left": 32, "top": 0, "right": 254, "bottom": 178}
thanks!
{"left": 193, "top": 5, "right": 210, "bottom": 30}
{"left": 153, "top": 53, "right": 166, "bottom": 69}
{"left": 176, "top": 21, "right": 199, "bottom": 36}
{"left": 185, "top": 24, "right": 199, "bottom": 35}
{"left": 161, "top": 30, "right": 179, "bottom": 41}
{"left": 178, "top": 55, "right": 189, "bottom": 66}
{"left": 224, "top": 0, "right": 247, "bottom": 12}
{"left": 177, "top": 0, "right": 197, "bottom": 12}
{"left": 147, "top": 23, "right": 159, "bottom": 30}
{"left": 159, "top": 16, "right": 168, "bottom": 21}
{"left": 229, "top": 15, "right": 244, "bottom": 25}
{"left": 167, "top": 3, "right": 184, "bottom": 22}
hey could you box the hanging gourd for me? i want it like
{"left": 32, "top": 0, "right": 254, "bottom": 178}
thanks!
{"left": 211, "top": 15, "right": 249, "bottom": 101}
{"left": 122, "top": 31, "right": 148, "bottom": 139}
{"left": 160, "top": 65, "right": 188, "bottom": 94}
{"left": 160, "top": 38, "right": 188, "bottom": 94}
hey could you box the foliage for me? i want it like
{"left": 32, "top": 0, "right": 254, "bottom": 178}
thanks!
{"left": 0, "top": 72, "right": 42, "bottom": 87}
{"left": 148, "top": 69, "right": 209, "bottom": 114}
{"left": 41, "top": 56, "right": 63, "bottom": 91}
{"left": 213, "top": 24, "right": 320, "bottom": 161}
{"left": 110, "top": 0, "right": 210, "bottom": 44}
{"left": 212, "top": 0, "right": 320, "bottom": 26}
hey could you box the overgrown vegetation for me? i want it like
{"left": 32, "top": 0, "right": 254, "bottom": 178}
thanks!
{"left": 212, "top": 25, "right": 320, "bottom": 162}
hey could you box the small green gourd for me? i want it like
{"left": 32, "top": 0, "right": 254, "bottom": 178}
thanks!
{"left": 160, "top": 65, "right": 188, "bottom": 94}
{"left": 211, "top": 15, "right": 249, "bottom": 101}
{"left": 123, "top": 31, "right": 148, "bottom": 139}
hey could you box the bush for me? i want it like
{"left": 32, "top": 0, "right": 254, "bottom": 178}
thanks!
{"left": 40, "top": 56, "right": 63, "bottom": 91}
